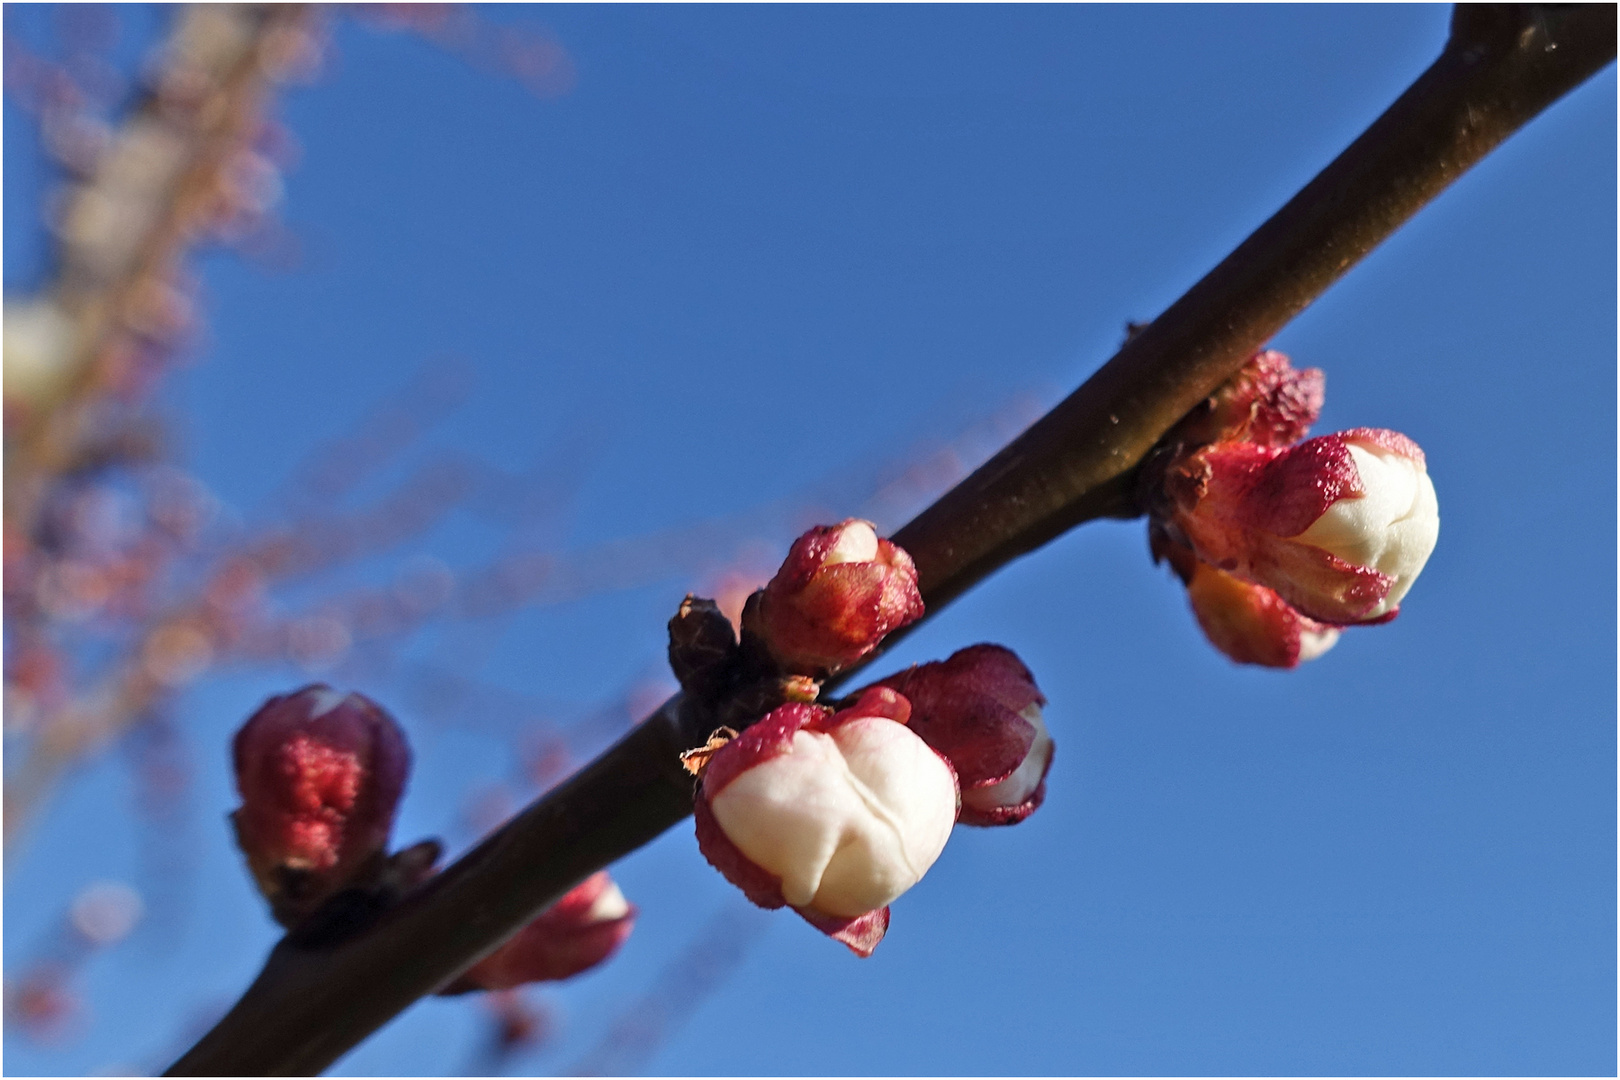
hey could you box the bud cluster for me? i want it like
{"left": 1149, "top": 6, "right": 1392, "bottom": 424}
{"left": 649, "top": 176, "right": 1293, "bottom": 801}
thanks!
{"left": 230, "top": 684, "right": 634, "bottom": 988}
{"left": 230, "top": 685, "right": 409, "bottom": 925}
{"left": 675, "top": 521, "right": 1055, "bottom": 955}
{"left": 1143, "top": 351, "right": 1440, "bottom": 668}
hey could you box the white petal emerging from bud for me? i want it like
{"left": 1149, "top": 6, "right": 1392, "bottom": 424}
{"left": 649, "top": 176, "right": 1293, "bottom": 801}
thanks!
{"left": 752, "top": 520, "right": 925, "bottom": 675}
{"left": 821, "top": 520, "right": 880, "bottom": 565}
{"left": 586, "top": 880, "right": 632, "bottom": 923}
{"left": 709, "top": 713, "right": 956, "bottom": 918}
{"left": 960, "top": 704, "right": 1052, "bottom": 818}
{"left": 1296, "top": 625, "right": 1341, "bottom": 662}
{"left": 1165, "top": 428, "right": 1439, "bottom": 625}
{"left": 873, "top": 644, "right": 1052, "bottom": 826}
{"left": 1295, "top": 439, "right": 1440, "bottom": 618}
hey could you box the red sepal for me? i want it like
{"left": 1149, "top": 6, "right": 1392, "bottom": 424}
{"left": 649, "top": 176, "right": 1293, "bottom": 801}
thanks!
{"left": 797, "top": 905, "right": 890, "bottom": 958}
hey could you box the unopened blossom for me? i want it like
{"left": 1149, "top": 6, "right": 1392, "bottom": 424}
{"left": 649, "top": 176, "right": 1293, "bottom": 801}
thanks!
{"left": 875, "top": 644, "right": 1053, "bottom": 826}
{"left": 752, "top": 519, "right": 924, "bottom": 676}
{"left": 1187, "top": 349, "right": 1325, "bottom": 449}
{"left": 231, "top": 684, "right": 410, "bottom": 924}
{"left": 1163, "top": 428, "right": 1439, "bottom": 625}
{"left": 667, "top": 594, "right": 738, "bottom": 698}
{"left": 446, "top": 872, "right": 636, "bottom": 993}
{"left": 694, "top": 687, "right": 957, "bottom": 956}
{"left": 1187, "top": 557, "right": 1339, "bottom": 668}
{"left": 1152, "top": 527, "right": 1338, "bottom": 669}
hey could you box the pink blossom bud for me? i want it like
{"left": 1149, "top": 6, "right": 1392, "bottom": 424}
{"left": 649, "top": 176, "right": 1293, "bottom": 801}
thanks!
{"left": 447, "top": 872, "right": 636, "bottom": 992}
{"left": 875, "top": 645, "right": 1052, "bottom": 827}
{"left": 753, "top": 520, "right": 925, "bottom": 675}
{"left": 694, "top": 688, "right": 957, "bottom": 956}
{"left": 1165, "top": 428, "right": 1439, "bottom": 624}
{"left": 231, "top": 684, "right": 410, "bottom": 923}
{"left": 1199, "top": 349, "right": 1325, "bottom": 448}
{"left": 1184, "top": 558, "right": 1339, "bottom": 668}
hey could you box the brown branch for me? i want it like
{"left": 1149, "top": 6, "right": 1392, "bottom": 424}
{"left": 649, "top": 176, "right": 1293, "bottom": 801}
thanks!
{"left": 165, "top": 7, "right": 1615, "bottom": 1075}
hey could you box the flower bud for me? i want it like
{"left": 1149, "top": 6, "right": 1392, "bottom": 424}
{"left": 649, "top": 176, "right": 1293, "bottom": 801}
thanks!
{"left": 752, "top": 520, "right": 924, "bottom": 676}
{"left": 1195, "top": 349, "right": 1325, "bottom": 448}
{"left": 875, "top": 645, "right": 1052, "bottom": 826}
{"left": 231, "top": 684, "right": 410, "bottom": 925}
{"left": 667, "top": 594, "right": 738, "bottom": 698}
{"left": 693, "top": 688, "right": 957, "bottom": 956}
{"left": 1165, "top": 428, "right": 1439, "bottom": 624}
{"left": 1152, "top": 525, "right": 1338, "bottom": 668}
{"left": 446, "top": 872, "right": 636, "bottom": 993}
{"left": 1185, "top": 558, "right": 1339, "bottom": 668}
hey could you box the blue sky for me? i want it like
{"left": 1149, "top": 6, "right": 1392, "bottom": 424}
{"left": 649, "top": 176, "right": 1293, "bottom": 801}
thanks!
{"left": 5, "top": 5, "right": 1615, "bottom": 1075}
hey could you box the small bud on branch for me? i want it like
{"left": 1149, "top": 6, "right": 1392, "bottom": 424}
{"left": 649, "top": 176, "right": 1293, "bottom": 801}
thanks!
{"left": 751, "top": 519, "right": 924, "bottom": 677}
{"left": 874, "top": 644, "right": 1054, "bottom": 826}
{"left": 230, "top": 685, "right": 410, "bottom": 927}
{"left": 443, "top": 872, "right": 636, "bottom": 993}
{"left": 1175, "top": 349, "right": 1325, "bottom": 450}
{"left": 667, "top": 596, "right": 738, "bottom": 699}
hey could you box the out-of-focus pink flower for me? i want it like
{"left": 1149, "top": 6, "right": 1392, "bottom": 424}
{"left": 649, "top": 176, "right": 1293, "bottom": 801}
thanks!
{"left": 875, "top": 644, "right": 1053, "bottom": 827}
{"left": 231, "top": 684, "right": 410, "bottom": 923}
{"left": 753, "top": 520, "right": 924, "bottom": 676}
{"left": 694, "top": 688, "right": 957, "bottom": 956}
{"left": 7, "top": 965, "right": 78, "bottom": 1044}
{"left": 1164, "top": 428, "right": 1439, "bottom": 625}
{"left": 449, "top": 872, "right": 636, "bottom": 992}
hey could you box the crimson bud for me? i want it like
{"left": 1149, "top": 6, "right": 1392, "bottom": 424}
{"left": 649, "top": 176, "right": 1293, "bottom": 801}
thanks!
{"left": 447, "top": 872, "right": 636, "bottom": 992}
{"left": 753, "top": 520, "right": 924, "bottom": 676}
{"left": 876, "top": 644, "right": 1053, "bottom": 826}
{"left": 1193, "top": 349, "right": 1325, "bottom": 448}
{"left": 231, "top": 684, "right": 410, "bottom": 925}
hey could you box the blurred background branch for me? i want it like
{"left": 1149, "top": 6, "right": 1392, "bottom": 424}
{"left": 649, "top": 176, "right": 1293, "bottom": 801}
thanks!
{"left": 4, "top": 4, "right": 1042, "bottom": 1062}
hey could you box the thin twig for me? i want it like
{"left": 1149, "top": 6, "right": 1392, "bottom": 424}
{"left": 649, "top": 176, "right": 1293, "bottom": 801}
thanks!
{"left": 165, "top": 7, "right": 1615, "bottom": 1075}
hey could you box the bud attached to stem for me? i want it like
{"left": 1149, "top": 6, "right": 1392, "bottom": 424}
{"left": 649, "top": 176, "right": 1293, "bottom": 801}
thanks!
{"left": 1164, "top": 428, "right": 1439, "bottom": 624}
{"left": 1152, "top": 525, "right": 1339, "bottom": 669}
{"left": 693, "top": 688, "right": 957, "bottom": 956}
{"left": 444, "top": 872, "right": 636, "bottom": 993}
{"left": 875, "top": 644, "right": 1053, "bottom": 826}
{"left": 1180, "top": 349, "right": 1326, "bottom": 449}
{"left": 751, "top": 520, "right": 924, "bottom": 677}
{"left": 231, "top": 685, "right": 410, "bottom": 926}
{"left": 667, "top": 595, "right": 739, "bottom": 699}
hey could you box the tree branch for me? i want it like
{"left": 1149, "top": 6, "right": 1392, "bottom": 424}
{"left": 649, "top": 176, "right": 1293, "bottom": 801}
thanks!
{"left": 166, "top": 6, "right": 1614, "bottom": 1075}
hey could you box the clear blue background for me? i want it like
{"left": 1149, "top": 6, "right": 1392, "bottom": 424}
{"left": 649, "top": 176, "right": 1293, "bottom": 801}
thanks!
{"left": 6, "top": 5, "right": 1614, "bottom": 1075}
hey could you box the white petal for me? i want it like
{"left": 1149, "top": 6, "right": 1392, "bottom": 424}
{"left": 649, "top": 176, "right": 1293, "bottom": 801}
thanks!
{"left": 303, "top": 686, "right": 349, "bottom": 720}
{"left": 1297, "top": 444, "right": 1439, "bottom": 617}
{"left": 709, "top": 718, "right": 956, "bottom": 917}
{"left": 1296, "top": 626, "right": 1340, "bottom": 662}
{"left": 585, "top": 881, "right": 631, "bottom": 923}
{"left": 962, "top": 705, "right": 1052, "bottom": 813}
{"left": 822, "top": 521, "right": 879, "bottom": 566}
{"left": 711, "top": 731, "right": 853, "bottom": 908}
{"left": 821, "top": 718, "right": 956, "bottom": 914}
